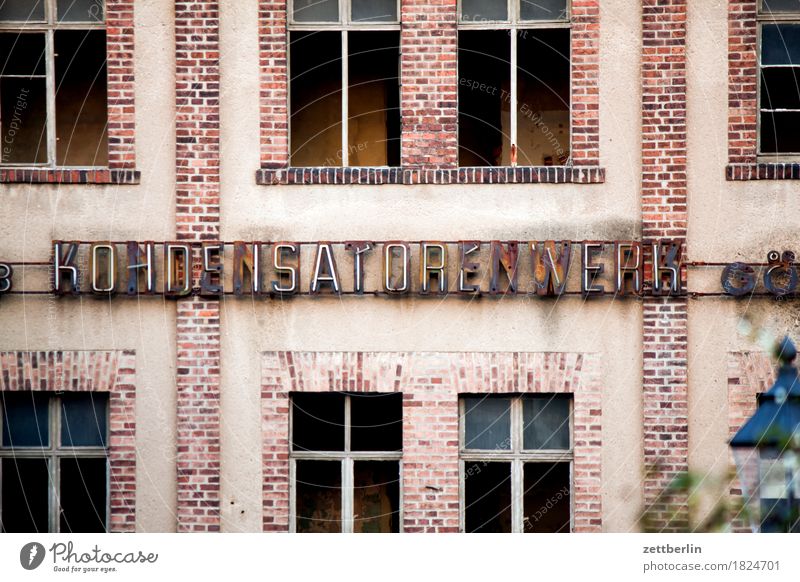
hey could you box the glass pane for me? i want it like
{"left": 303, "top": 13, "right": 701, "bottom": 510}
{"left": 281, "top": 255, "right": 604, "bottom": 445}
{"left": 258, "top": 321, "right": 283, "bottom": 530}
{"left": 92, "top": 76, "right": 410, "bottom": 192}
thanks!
{"left": 289, "top": 31, "right": 343, "bottom": 167}
{"left": 0, "top": 0, "right": 44, "bottom": 21}
{"left": 291, "top": 392, "right": 345, "bottom": 451}
{"left": 761, "top": 67, "right": 800, "bottom": 110}
{"left": 61, "top": 393, "right": 108, "bottom": 447}
{"left": 517, "top": 29, "right": 570, "bottom": 165}
{"left": 464, "top": 461, "right": 511, "bottom": 532}
{"left": 463, "top": 396, "right": 511, "bottom": 450}
{"left": 460, "top": 0, "right": 507, "bottom": 22}
{"left": 351, "top": 392, "right": 402, "bottom": 451}
{"left": 1, "top": 392, "right": 49, "bottom": 447}
{"left": 763, "top": 0, "right": 800, "bottom": 14}
{"left": 523, "top": 462, "right": 570, "bottom": 532}
{"left": 353, "top": 461, "right": 399, "bottom": 533}
{"left": 1, "top": 458, "right": 49, "bottom": 532}
{"left": 59, "top": 457, "right": 107, "bottom": 532}
{"left": 762, "top": 24, "right": 800, "bottom": 66}
{"left": 352, "top": 0, "right": 396, "bottom": 22}
{"left": 522, "top": 395, "right": 570, "bottom": 450}
{"left": 761, "top": 111, "right": 800, "bottom": 153}
{"left": 295, "top": 460, "right": 342, "bottom": 533}
{"left": 0, "top": 33, "right": 46, "bottom": 76}
{"left": 458, "top": 30, "right": 511, "bottom": 166}
{"left": 293, "top": 0, "right": 338, "bottom": 22}
{"left": 58, "top": 0, "right": 104, "bottom": 22}
{"left": 520, "top": 0, "right": 568, "bottom": 20}
{"left": 54, "top": 30, "right": 109, "bottom": 166}
{"left": 1, "top": 77, "right": 48, "bottom": 164}
{"left": 348, "top": 31, "right": 400, "bottom": 166}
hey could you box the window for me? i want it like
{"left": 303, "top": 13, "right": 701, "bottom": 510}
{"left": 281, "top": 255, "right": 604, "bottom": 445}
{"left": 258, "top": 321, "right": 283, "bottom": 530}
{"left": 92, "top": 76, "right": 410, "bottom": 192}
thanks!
{"left": 288, "top": 0, "right": 401, "bottom": 167}
{"left": 290, "top": 392, "right": 402, "bottom": 532}
{"left": 0, "top": 0, "right": 108, "bottom": 167}
{"left": 759, "top": 0, "right": 800, "bottom": 156}
{"left": 458, "top": 0, "right": 570, "bottom": 167}
{"left": 758, "top": 448, "right": 800, "bottom": 532}
{"left": 460, "top": 394, "right": 572, "bottom": 533}
{"left": 0, "top": 391, "right": 109, "bottom": 533}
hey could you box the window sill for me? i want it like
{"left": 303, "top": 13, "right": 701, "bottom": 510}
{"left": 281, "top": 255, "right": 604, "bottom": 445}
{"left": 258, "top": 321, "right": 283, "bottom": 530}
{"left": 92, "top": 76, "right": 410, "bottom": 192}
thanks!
{"left": 256, "top": 166, "right": 605, "bottom": 185}
{"left": 726, "top": 163, "right": 800, "bottom": 181}
{"left": 0, "top": 168, "right": 140, "bottom": 185}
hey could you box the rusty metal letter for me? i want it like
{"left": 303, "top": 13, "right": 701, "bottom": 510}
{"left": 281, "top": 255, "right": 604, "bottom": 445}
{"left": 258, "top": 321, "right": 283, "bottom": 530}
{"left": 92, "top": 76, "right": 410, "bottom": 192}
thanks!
{"left": 310, "top": 243, "right": 341, "bottom": 294}
{"left": 458, "top": 241, "right": 481, "bottom": 295}
{"left": 200, "top": 242, "right": 224, "bottom": 297}
{"left": 89, "top": 242, "right": 117, "bottom": 295}
{"left": 345, "top": 241, "right": 372, "bottom": 295}
{"left": 764, "top": 250, "right": 798, "bottom": 297}
{"left": 490, "top": 241, "right": 519, "bottom": 295}
{"left": 0, "top": 263, "right": 12, "bottom": 294}
{"left": 232, "top": 241, "right": 262, "bottom": 296}
{"left": 420, "top": 242, "right": 447, "bottom": 295}
{"left": 126, "top": 241, "right": 155, "bottom": 296}
{"left": 272, "top": 242, "right": 299, "bottom": 295}
{"left": 581, "top": 242, "right": 604, "bottom": 297}
{"left": 164, "top": 242, "right": 192, "bottom": 297}
{"left": 530, "top": 241, "right": 571, "bottom": 296}
{"left": 721, "top": 262, "right": 757, "bottom": 296}
{"left": 614, "top": 242, "right": 642, "bottom": 296}
{"left": 383, "top": 242, "right": 410, "bottom": 294}
{"left": 53, "top": 241, "right": 80, "bottom": 295}
{"left": 651, "top": 240, "right": 682, "bottom": 296}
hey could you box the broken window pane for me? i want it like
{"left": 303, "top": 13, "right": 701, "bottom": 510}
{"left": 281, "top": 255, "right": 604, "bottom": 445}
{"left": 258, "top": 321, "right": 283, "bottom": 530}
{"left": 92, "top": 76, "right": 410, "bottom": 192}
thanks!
{"left": 352, "top": 0, "right": 397, "bottom": 22}
{"left": 293, "top": 0, "right": 338, "bottom": 23}
{"left": 517, "top": 29, "right": 570, "bottom": 165}
{"left": 460, "top": 0, "right": 507, "bottom": 22}
{"left": 464, "top": 396, "right": 511, "bottom": 450}
{"left": 58, "top": 0, "right": 105, "bottom": 23}
{"left": 464, "top": 461, "right": 511, "bottom": 532}
{"left": 348, "top": 31, "right": 400, "bottom": 166}
{"left": 761, "top": 111, "right": 800, "bottom": 153}
{"left": 1, "top": 392, "right": 49, "bottom": 448}
{"left": 523, "top": 462, "right": 570, "bottom": 532}
{"left": 0, "top": 33, "right": 46, "bottom": 75}
{"left": 54, "top": 30, "right": 108, "bottom": 166}
{"left": 295, "top": 460, "right": 342, "bottom": 533}
{"left": 291, "top": 393, "right": 345, "bottom": 452}
{"left": 350, "top": 392, "right": 402, "bottom": 451}
{"left": 522, "top": 395, "right": 570, "bottom": 450}
{"left": 520, "top": 0, "right": 568, "bottom": 21}
{"left": 61, "top": 393, "right": 108, "bottom": 447}
{"left": 0, "top": 0, "right": 45, "bottom": 21}
{"left": 763, "top": 0, "right": 800, "bottom": 13}
{"left": 761, "top": 67, "right": 800, "bottom": 110}
{"left": 458, "top": 30, "right": 510, "bottom": 166}
{"left": 1, "top": 458, "right": 49, "bottom": 532}
{"left": 762, "top": 24, "right": 800, "bottom": 65}
{"left": 353, "top": 461, "right": 399, "bottom": 533}
{"left": 59, "top": 457, "right": 107, "bottom": 532}
{"left": 290, "top": 31, "right": 343, "bottom": 167}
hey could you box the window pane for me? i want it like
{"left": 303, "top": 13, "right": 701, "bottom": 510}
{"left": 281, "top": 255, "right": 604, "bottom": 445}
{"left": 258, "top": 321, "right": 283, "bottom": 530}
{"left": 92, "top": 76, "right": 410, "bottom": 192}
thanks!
{"left": 290, "top": 31, "right": 343, "bottom": 167}
{"left": 293, "top": 0, "right": 338, "bottom": 22}
{"left": 61, "top": 393, "right": 108, "bottom": 447}
{"left": 295, "top": 460, "right": 342, "bottom": 533}
{"left": 761, "top": 67, "right": 800, "bottom": 110}
{"left": 291, "top": 393, "right": 345, "bottom": 451}
{"left": 1, "top": 458, "right": 49, "bottom": 532}
{"left": 523, "top": 462, "right": 570, "bottom": 532}
{"left": 1, "top": 77, "right": 48, "bottom": 164}
{"left": 0, "top": 33, "right": 46, "bottom": 75}
{"left": 348, "top": 31, "right": 400, "bottom": 166}
{"left": 54, "top": 30, "right": 109, "bottom": 166}
{"left": 517, "top": 29, "right": 570, "bottom": 165}
{"left": 522, "top": 395, "right": 570, "bottom": 450}
{"left": 460, "top": 0, "right": 507, "bottom": 22}
{"left": 351, "top": 392, "right": 402, "bottom": 451}
{"left": 763, "top": 0, "right": 800, "bottom": 14}
{"left": 1, "top": 392, "right": 49, "bottom": 447}
{"left": 761, "top": 111, "right": 800, "bottom": 153}
{"left": 458, "top": 30, "right": 511, "bottom": 166}
{"left": 520, "top": 0, "right": 568, "bottom": 20}
{"left": 463, "top": 396, "right": 511, "bottom": 450}
{"left": 464, "top": 461, "right": 511, "bottom": 532}
{"left": 58, "top": 0, "right": 104, "bottom": 22}
{"left": 0, "top": 0, "right": 44, "bottom": 21}
{"left": 353, "top": 461, "right": 399, "bottom": 533}
{"left": 352, "top": 0, "right": 397, "bottom": 22}
{"left": 762, "top": 24, "right": 800, "bottom": 66}
{"left": 59, "top": 457, "right": 107, "bottom": 532}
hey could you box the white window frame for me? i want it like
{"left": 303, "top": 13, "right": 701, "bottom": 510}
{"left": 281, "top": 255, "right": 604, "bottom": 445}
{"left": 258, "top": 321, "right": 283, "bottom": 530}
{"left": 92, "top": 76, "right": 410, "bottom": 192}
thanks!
{"left": 288, "top": 392, "right": 403, "bottom": 533}
{"left": 0, "top": 392, "right": 110, "bottom": 533}
{"left": 757, "top": 1, "right": 800, "bottom": 159}
{"left": 0, "top": 0, "right": 106, "bottom": 168}
{"left": 458, "top": 394, "right": 573, "bottom": 533}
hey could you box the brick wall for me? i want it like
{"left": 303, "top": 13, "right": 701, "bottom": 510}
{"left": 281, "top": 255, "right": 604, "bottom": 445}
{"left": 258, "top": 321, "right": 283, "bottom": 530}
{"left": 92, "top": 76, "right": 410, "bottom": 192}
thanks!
{"left": 0, "top": 350, "right": 137, "bottom": 533}
{"left": 571, "top": 0, "right": 601, "bottom": 167}
{"left": 261, "top": 351, "right": 602, "bottom": 533}
{"left": 728, "top": 0, "right": 758, "bottom": 166}
{"left": 259, "top": 1, "right": 289, "bottom": 168}
{"left": 175, "top": 0, "right": 222, "bottom": 532}
{"left": 106, "top": 0, "right": 137, "bottom": 172}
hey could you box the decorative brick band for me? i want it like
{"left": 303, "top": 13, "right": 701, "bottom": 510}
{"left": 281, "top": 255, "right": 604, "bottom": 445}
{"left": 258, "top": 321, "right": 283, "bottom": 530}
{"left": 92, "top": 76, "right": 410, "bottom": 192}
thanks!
{"left": 256, "top": 166, "right": 605, "bottom": 185}
{"left": 107, "top": 0, "right": 137, "bottom": 171}
{"left": 728, "top": 0, "right": 758, "bottom": 166}
{"left": 261, "top": 351, "right": 602, "bottom": 533}
{"left": 0, "top": 350, "right": 136, "bottom": 533}
{"left": 726, "top": 163, "right": 800, "bottom": 181}
{"left": 0, "top": 169, "right": 140, "bottom": 185}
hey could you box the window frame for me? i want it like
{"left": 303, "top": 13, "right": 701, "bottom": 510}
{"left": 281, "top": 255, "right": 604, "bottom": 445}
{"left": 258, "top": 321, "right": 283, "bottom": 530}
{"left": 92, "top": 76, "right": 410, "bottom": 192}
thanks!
{"left": 756, "top": 1, "right": 800, "bottom": 159}
{"left": 0, "top": 391, "right": 110, "bottom": 533}
{"left": 288, "top": 392, "right": 403, "bottom": 533}
{"left": 0, "top": 0, "right": 106, "bottom": 169}
{"left": 458, "top": 394, "right": 574, "bottom": 533}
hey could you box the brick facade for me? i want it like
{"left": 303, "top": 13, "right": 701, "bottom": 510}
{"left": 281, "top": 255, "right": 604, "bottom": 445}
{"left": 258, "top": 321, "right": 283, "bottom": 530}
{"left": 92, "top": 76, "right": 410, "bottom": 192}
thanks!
{"left": 0, "top": 350, "right": 137, "bottom": 533}
{"left": 261, "top": 351, "right": 602, "bottom": 533}
{"left": 727, "top": 0, "right": 758, "bottom": 167}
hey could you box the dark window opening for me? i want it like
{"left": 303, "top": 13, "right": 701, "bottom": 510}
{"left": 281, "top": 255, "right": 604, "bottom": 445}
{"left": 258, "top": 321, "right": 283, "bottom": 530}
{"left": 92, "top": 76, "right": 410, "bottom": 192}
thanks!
{"left": 291, "top": 392, "right": 345, "bottom": 452}
{"left": 295, "top": 460, "right": 342, "bottom": 533}
{"left": 350, "top": 392, "right": 402, "bottom": 451}
{"left": 759, "top": 23, "right": 800, "bottom": 154}
{"left": 1, "top": 392, "right": 49, "bottom": 448}
{"left": 353, "top": 460, "right": 399, "bottom": 533}
{"left": 464, "top": 461, "right": 512, "bottom": 533}
{"left": 523, "top": 462, "right": 570, "bottom": 532}
{"left": 59, "top": 457, "right": 107, "bottom": 533}
{"left": 0, "top": 458, "right": 49, "bottom": 532}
